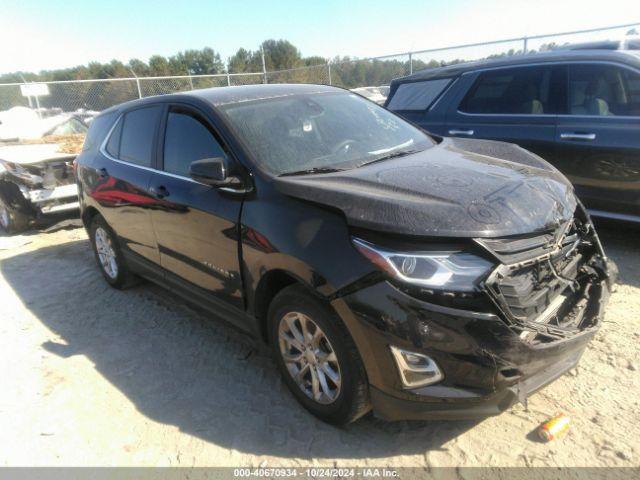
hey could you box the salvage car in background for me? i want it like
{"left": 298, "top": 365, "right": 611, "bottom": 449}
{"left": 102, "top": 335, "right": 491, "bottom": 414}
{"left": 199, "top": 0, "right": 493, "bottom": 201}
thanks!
{"left": 76, "top": 84, "right": 615, "bottom": 425}
{"left": 385, "top": 48, "right": 640, "bottom": 223}
{"left": 0, "top": 143, "right": 79, "bottom": 232}
{"left": 350, "top": 86, "right": 389, "bottom": 105}
{"left": 0, "top": 106, "right": 86, "bottom": 232}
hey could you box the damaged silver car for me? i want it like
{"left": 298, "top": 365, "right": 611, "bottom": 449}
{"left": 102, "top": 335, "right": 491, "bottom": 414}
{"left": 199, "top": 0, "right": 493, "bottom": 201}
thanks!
{"left": 0, "top": 143, "right": 78, "bottom": 232}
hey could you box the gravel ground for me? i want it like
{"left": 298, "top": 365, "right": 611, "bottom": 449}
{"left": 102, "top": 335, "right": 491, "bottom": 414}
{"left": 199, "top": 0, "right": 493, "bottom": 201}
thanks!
{"left": 0, "top": 221, "right": 638, "bottom": 467}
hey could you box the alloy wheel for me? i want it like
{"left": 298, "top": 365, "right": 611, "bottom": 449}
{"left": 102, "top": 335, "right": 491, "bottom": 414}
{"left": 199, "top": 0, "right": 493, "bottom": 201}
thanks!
{"left": 278, "top": 311, "right": 342, "bottom": 404}
{"left": 94, "top": 227, "right": 118, "bottom": 279}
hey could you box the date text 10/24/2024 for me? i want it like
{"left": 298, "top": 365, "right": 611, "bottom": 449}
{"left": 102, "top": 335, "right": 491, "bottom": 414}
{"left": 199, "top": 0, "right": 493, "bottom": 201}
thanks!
{"left": 233, "top": 468, "right": 399, "bottom": 478}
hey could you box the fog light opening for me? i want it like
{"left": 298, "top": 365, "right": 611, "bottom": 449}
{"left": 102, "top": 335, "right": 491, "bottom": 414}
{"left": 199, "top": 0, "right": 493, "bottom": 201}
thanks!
{"left": 389, "top": 345, "right": 444, "bottom": 389}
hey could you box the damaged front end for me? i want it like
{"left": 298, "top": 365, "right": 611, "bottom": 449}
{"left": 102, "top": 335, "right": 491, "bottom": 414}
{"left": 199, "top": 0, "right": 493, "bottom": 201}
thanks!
{"left": 478, "top": 203, "right": 616, "bottom": 345}
{"left": 336, "top": 204, "right": 616, "bottom": 420}
{"left": 0, "top": 145, "right": 78, "bottom": 232}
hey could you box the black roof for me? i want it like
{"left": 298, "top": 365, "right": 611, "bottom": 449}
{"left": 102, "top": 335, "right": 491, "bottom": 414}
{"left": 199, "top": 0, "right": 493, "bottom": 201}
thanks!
{"left": 103, "top": 83, "right": 342, "bottom": 115}
{"left": 190, "top": 83, "right": 341, "bottom": 106}
{"left": 393, "top": 49, "right": 640, "bottom": 84}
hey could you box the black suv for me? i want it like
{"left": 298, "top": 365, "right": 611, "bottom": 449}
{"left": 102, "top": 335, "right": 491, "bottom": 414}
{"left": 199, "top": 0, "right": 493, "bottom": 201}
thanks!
{"left": 76, "top": 84, "right": 615, "bottom": 424}
{"left": 385, "top": 49, "right": 640, "bottom": 223}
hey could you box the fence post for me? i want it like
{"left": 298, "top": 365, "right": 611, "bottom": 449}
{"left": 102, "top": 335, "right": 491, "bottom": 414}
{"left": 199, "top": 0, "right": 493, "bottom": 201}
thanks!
{"left": 409, "top": 52, "right": 413, "bottom": 75}
{"left": 261, "top": 46, "right": 268, "bottom": 84}
{"left": 129, "top": 68, "right": 142, "bottom": 98}
{"left": 523, "top": 36, "right": 528, "bottom": 54}
{"left": 187, "top": 70, "right": 194, "bottom": 90}
{"left": 327, "top": 60, "right": 332, "bottom": 85}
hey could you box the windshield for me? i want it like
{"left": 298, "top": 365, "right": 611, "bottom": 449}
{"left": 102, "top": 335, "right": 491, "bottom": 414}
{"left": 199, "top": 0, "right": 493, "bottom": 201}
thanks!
{"left": 219, "top": 91, "right": 435, "bottom": 175}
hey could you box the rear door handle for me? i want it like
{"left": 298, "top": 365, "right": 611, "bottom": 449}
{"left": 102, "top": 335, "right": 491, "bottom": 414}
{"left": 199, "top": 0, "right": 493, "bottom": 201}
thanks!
{"left": 559, "top": 132, "right": 596, "bottom": 141}
{"left": 150, "top": 185, "right": 170, "bottom": 199}
{"left": 98, "top": 167, "right": 108, "bottom": 179}
{"left": 448, "top": 129, "right": 474, "bottom": 136}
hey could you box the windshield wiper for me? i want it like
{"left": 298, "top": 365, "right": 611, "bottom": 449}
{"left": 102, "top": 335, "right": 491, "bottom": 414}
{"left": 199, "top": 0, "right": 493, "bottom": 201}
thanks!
{"left": 358, "top": 149, "right": 421, "bottom": 168}
{"left": 279, "top": 167, "right": 345, "bottom": 177}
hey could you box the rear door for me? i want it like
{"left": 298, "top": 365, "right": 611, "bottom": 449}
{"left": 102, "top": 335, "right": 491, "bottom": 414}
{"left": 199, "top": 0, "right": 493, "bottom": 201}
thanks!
{"left": 97, "top": 104, "right": 163, "bottom": 264}
{"left": 445, "top": 64, "right": 564, "bottom": 161}
{"left": 148, "top": 103, "right": 245, "bottom": 310}
{"left": 553, "top": 62, "right": 640, "bottom": 219}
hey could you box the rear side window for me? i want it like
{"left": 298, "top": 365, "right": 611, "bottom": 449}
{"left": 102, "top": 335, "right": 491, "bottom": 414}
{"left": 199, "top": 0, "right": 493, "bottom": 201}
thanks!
{"left": 387, "top": 79, "right": 451, "bottom": 111}
{"left": 163, "top": 111, "right": 227, "bottom": 177}
{"left": 105, "top": 117, "right": 122, "bottom": 157}
{"left": 117, "top": 106, "right": 162, "bottom": 167}
{"left": 81, "top": 112, "right": 116, "bottom": 152}
{"left": 459, "top": 66, "right": 560, "bottom": 115}
{"left": 568, "top": 64, "right": 640, "bottom": 116}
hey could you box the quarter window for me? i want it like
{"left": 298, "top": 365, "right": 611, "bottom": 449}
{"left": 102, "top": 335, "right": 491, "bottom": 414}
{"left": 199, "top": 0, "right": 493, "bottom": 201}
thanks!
{"left": 105, "top": 117, "right": 122, "bottom": 158}
{"left": 117, "top": 106, "right": 162, "bottom": 167}
{"left": 568, "top": 64, "right": 640, "bottom": 116}
{"left": 163, "top": 111, "right": 227, "bottom": 177}
{"left": 387, "top": 79, "right": 451, "bottom": 111}
{"left": 459, "top": 66, "right": 559, "bottom": 115}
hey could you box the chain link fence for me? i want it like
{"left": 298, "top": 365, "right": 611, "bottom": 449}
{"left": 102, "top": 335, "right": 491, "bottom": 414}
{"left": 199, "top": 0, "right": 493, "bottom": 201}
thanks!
{"left": 1, "top": 22, "right": 638, "bottom": 116}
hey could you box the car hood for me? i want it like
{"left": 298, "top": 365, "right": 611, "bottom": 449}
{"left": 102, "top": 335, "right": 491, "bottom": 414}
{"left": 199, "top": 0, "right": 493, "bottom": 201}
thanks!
{"left": 273, "top": 137, "right": 577, "bottom": 238}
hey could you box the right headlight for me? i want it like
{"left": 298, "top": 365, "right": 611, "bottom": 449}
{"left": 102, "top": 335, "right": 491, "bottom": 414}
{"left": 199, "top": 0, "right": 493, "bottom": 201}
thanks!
{"left": 352, "top": 237, "right": 493, "bottom": 292}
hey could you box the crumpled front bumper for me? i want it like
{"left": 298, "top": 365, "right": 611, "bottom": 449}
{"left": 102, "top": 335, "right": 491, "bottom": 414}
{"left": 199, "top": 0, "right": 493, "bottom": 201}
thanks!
{"left": 23, "top": 183, "right": 79, "bottom": 214}
{"left": 331, "top": 265, "right": 613, "bottom": 421}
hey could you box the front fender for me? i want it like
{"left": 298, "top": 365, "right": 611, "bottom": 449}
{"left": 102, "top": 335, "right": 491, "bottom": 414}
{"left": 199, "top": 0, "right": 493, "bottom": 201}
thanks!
{"left": 239, "top": 188, "right": 376, "bottom": 317}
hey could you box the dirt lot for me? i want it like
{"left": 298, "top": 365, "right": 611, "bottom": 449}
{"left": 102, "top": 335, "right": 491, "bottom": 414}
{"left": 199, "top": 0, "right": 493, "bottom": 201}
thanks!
{"left": 0, "top": 220, "right": 638, "bottom": 468}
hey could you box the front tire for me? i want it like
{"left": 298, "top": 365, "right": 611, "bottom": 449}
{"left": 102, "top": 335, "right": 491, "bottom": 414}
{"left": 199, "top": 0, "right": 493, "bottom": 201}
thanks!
{"left": 0, "top": 197, "right": 30, "bottom": 234}
{"left": 268, "top": 285, "right": 370, "bottom": 425}
{"left": 89, "top": 215, "right": 135, "bottom": 289}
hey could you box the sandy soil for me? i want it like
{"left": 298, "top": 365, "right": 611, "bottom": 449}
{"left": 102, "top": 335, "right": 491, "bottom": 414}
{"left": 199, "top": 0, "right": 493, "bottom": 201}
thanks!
{"left": 0, "top": 221, "right": 638, "bottom": 467}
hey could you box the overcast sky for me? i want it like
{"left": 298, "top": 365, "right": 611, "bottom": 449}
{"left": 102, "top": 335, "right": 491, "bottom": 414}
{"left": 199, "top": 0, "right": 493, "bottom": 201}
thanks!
{"left": 0, "top": 0, "right": 638, "bottom": 74}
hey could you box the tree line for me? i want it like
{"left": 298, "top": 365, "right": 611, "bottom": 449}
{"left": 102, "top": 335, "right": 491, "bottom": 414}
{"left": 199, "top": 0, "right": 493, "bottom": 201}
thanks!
{"left": 0, "top": 38, "right": 572, "bottom": 111}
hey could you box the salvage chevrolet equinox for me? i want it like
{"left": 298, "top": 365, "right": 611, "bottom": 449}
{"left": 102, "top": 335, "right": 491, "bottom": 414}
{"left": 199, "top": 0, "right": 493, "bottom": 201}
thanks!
{"left": 76, "top": 84, "right": 616, "bottom": 424}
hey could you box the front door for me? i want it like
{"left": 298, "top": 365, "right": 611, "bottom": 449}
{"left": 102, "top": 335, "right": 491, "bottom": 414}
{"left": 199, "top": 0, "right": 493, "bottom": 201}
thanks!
{"left": 149, "top": 104, "right": 245, "bottom": 310}
{"left": 553, "top": 62, "right": 640, "bottom": 219}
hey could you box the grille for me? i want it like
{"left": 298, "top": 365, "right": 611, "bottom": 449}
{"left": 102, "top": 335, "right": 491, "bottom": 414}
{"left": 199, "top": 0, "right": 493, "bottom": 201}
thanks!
{"left": 477, "top": 218, "right": 592, "bottom": 328}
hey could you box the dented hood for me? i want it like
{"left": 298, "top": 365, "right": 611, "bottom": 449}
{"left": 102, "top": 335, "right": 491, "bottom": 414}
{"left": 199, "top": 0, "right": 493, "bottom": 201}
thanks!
{"left": 273, "top": 137, "right": 577, "bottom": 238}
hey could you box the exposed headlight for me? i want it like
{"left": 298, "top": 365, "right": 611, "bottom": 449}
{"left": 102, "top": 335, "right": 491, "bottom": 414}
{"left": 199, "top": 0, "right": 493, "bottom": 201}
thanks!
{"left": 352, "top": 237, "right": 493, "bottom": 292}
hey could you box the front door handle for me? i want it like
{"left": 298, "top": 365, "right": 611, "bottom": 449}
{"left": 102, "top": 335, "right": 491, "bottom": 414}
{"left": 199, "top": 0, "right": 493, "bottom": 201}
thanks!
{"left": 150, "top": 185, "right": 170, "bottom": 199}
{"left": 448, "top": 129, "right": 474, "bottom": 136}
{"left": 559, "top": 132, "right": 596, "bottom": 141}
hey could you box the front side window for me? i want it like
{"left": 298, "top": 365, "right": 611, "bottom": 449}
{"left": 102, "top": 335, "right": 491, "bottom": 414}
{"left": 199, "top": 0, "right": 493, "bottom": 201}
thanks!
{"left": 219, "top": 92, "right": 435, "bottom": 176}
{"left": 568, "top": 64, "right": 640, "bottom": 116}
{"left": 117, "top": 106, "right": 162, "bottom": 167}
{"left": 163, "top": 111, "right": 227, "bottom": 177}
{"left": 386, "top": 78, "right": 451, "bottom": 111}
{"left": 460, "top": 66, "right": 558, "bottom": 115}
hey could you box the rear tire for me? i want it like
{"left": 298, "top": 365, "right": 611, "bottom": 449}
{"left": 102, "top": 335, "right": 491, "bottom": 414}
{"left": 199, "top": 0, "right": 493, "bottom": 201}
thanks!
{"left": 268, "top": 285, "right": 371, "bottom": 425}
{"left": 89, "top": 215, "right": 136, "bottom": 289}
{"left": 0, "top": 197, "right": 30, "bottom": 234}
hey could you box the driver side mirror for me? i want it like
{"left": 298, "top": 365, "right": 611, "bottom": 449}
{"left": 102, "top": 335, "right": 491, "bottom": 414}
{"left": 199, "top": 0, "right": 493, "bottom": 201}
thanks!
{"left": 189, "top": 157, "right": 244, "bottom": 189}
